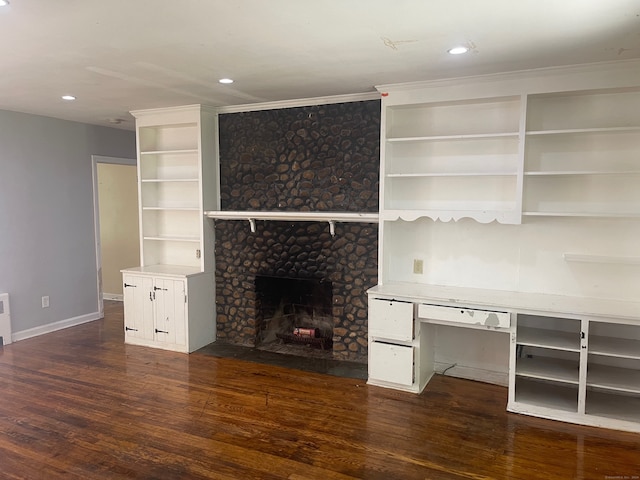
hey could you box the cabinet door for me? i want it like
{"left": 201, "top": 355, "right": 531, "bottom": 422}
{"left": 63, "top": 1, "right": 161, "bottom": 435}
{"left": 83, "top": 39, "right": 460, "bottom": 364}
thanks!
{"left": 123, "top": 274, "right": 154, "bottom": 339}
{"left": 369, "top": 341, "right": 414, "bottom": 386}
{"left": 153, "top": 278, "right": 187, "bottom": 346}
{"left": 369, "top": 298, "right": 414, "bottom": 342}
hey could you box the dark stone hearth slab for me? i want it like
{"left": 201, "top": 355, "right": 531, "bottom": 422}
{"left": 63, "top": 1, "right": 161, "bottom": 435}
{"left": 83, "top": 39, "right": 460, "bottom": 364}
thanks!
{"left": 195, "top": 342, "right": 368, "bottom": 380}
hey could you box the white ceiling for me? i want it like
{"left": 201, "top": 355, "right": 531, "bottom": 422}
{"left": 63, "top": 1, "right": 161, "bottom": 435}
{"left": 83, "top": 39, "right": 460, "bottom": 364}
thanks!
{"left": 1, "top": 0, "right": 639, "bottom": 130}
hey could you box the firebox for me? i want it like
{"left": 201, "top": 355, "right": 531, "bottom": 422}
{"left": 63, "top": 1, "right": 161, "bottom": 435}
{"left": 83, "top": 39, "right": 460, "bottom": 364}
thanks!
{"left": 255, "top": 275, "right": 333, "bottom": 352}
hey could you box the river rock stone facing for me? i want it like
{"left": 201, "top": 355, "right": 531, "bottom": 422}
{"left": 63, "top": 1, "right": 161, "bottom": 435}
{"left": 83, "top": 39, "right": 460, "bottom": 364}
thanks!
{"left": 215, "top": 100, "right": 380, "bottom": 362}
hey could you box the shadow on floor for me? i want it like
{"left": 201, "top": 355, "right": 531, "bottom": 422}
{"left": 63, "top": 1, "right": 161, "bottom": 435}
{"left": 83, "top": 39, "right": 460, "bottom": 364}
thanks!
{"left": 195, "top": 342, "right": 368, "bottom": 380}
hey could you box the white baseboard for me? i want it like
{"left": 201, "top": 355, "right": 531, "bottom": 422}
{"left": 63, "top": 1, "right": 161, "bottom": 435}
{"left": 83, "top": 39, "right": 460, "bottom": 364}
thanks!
{"left": 12, "top": 311, "right": 102, "bottom": 343}
{"left": 103, "top": 293, "right": 123, "bottom": 301}
{"left": 434, "top": 361, "right": 508, "bottom": 387}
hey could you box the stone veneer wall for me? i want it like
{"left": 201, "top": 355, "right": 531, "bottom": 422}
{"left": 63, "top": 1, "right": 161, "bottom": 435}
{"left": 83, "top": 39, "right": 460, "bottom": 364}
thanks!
{"left": 215, "top": 100, "right": 380, "bottom": 362}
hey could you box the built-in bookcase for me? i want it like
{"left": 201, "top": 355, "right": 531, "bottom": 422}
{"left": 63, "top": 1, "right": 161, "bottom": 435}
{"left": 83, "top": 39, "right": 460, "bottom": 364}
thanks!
{"left": 372, "top": 61, "right": 640, "bottom": 432}
{"left": 133, "top": 107, "right": 219, "bottom": 273}
{"left": 523, "top": 88, "right": 640, "bottom": 219}
{"left": 122, "top": 105, "right": 219, "bottom": 353}
{"left": 381, "top": 96, "right": 523, "bottom": 224}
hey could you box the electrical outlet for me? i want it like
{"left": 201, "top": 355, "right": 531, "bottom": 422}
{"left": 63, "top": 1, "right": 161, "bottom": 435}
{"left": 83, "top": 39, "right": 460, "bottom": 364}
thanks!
{"left": 413, "top": 259, "right": 424, "bottom": 274}
{"left": 41, "top": 296, "right": 50, "bottom": 308}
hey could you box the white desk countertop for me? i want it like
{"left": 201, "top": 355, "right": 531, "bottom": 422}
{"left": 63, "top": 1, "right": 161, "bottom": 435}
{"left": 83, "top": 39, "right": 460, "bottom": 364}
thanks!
{"left": 368, "top": 283, "right": 640, "bottom": 321}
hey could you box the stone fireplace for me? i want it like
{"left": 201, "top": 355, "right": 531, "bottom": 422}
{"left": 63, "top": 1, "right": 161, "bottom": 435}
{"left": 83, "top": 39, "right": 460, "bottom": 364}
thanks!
{"left": 214, "top": 99, "right": 380, "bottom": 363}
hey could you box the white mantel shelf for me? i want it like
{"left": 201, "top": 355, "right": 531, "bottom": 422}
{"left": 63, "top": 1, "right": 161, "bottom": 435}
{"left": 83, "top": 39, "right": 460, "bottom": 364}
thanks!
{"left": 204, "top": 210, "right": 379, "bottom": 235}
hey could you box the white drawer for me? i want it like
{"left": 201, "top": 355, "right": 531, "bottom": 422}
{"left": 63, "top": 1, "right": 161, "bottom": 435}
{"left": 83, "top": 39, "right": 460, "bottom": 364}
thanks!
{"left": 368, "top": 298, "right": 414, "bottom": 342}
{"left": 369, "top": 341, "right": 414, "bottom": 386}
{"left": 417, "top": 303, "right": 510, "bottom": 329}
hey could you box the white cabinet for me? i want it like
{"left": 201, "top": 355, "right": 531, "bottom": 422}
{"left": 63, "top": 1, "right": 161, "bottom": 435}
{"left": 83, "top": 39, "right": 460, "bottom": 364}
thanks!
{"left": 510, "top": 314, "right": 582, "bottom": 414}
{"left": 123, "top": 273, "right": 186, "bottom": 346}
{"left": 509, "top": 314, "right": 640, "bottom": 433}
{"left": 122, "top": 267, "right": 215, "bottom": 353}
{"left": 367, "top": 297, "right": 416, "bottom": 390}
{"left": 367, "top": 289, "right": 510, "bottom": 393}
{"left": 123, "top": 105, "right": 219, "bottom": 353}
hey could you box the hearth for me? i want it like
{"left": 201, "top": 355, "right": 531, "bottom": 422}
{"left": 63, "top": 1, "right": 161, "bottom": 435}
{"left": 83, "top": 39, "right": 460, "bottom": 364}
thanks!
{"left": 255, "top": 275, "right": 333, "bottom": 353}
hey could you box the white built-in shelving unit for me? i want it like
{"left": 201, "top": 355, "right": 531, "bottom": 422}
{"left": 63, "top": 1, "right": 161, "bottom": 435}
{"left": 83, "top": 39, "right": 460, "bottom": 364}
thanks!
{"left": 381, "top": 95, "right": 523, "bottom": 225}
{"left": 121, "top": 105, "right": 218, "bottom": 353}
{"left": 136, "top": 108, "right": 218, "bottom": 272}
{"left": 510, "top": 314, "right": 640, "bottom": 431}
{"left": 523, "top": 89, "right": 640, "bottom": 219}
{"left": 369, "top": 60, "right": 640, "bottom": 433}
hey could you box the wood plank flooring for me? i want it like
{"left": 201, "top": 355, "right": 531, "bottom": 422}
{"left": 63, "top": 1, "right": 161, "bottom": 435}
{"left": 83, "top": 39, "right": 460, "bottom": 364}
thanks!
{"left": 0, "top": 301, "right": 638, "bottom": 479}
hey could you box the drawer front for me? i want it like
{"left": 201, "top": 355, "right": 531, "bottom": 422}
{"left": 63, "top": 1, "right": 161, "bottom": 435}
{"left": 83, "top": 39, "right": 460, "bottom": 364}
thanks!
{"left": 369, "top": 341, "right": 414, "bottom": 386}
{"left": 368, "top": 298, "right": 414, "bottom": 342}
{"left": 418, "top": 303, "right": 510, "bottom": 328}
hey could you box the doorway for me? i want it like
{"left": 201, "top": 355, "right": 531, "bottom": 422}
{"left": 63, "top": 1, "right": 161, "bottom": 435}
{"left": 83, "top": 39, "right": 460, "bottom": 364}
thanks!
{"left": 92, "top": 155, "right": 138, "bottom": 317}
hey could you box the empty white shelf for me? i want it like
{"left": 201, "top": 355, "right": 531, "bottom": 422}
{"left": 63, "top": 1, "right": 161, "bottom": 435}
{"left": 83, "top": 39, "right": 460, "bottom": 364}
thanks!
{"left": 589, "top": 335, "right": 640, "bottom": 359}
{"left": 587, "top": 364, "right": 640, "bottom": 394}
{"left": 516, "top": 357, "right": 580, "bottom": 385}
{"left": 517, "top": 327, "right": 580, "bottom": 352}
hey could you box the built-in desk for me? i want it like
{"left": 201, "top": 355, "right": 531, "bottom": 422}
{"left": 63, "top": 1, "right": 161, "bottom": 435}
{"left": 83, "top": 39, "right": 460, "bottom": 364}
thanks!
{"left": 367, "top": 283, "right": 640, "bottom": 433}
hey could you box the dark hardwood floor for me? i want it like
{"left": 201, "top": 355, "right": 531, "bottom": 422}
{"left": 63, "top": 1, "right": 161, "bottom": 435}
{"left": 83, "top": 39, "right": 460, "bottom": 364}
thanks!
{"left": 0, "top": 301, "right": 638, "bottom": 479}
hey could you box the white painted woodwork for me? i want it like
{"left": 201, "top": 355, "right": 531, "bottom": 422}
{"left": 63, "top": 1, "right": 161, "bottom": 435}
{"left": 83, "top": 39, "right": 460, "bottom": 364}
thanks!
{"left": 368, "top": 298, "right": 413, "bottom": 342}
{"left": 368, "top": 341, "right": 414, "bottom": 387}
{"left": 204, "top": 211, "right": 379, "bottom": 236}
{"left": 509, "top": 313, "right": 640, "bottom": 433}
{"left": 367, "top": 292, "right": 512, "bottom": 393}
{"left": 0, "top": 293, "right": 12, "bottom": 345}
{"left": 204, "top": 211, "right": 379, "bottom": 222}
{"left": 121, "top": 269, "right": 215, "bottom": 353}
{"left": 369, "top": 60, "right": 640, "bottom": 433}
{"left": 417, "top": 303, "right": 510, "bottom": 329}
{"left": 131, "top": 105, "right": 219, "bottom": 273}
{"left": 122, "top": 274, "right": 154, "bottom": 340}
{"left": 122, "top": 105, "right": 218, "bottom": 353}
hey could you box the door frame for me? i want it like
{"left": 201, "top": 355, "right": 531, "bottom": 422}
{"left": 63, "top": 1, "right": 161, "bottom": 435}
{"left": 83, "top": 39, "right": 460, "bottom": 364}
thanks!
{"left": 91, "top": 155, "right": 136, "bottom": 317}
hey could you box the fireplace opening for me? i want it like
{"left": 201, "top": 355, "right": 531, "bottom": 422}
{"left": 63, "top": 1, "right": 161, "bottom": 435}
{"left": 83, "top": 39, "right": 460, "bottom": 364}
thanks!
{"left": 255, "top": 275, "right": 333, "bottom": 356}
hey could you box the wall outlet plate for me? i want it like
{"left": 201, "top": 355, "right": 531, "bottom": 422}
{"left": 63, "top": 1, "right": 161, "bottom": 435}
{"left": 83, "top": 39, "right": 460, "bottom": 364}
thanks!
{"left": 413, "top": 259, "right": 424, "bottom": 274}
{"left": 42, "top": 296, "right": 50, "bottom": 308}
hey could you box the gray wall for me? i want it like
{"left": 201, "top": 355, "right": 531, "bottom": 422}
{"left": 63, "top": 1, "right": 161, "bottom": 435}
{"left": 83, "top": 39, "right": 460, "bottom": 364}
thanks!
{"left": 0, "top": 109, "right": 135, "bottom": 336}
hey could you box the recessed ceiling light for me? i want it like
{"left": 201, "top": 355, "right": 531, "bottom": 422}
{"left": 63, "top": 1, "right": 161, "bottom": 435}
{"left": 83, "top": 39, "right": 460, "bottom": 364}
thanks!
{"left": 0, "top": 1, "right": 10, "bottom": 7}
{"left": 218, "top": 78, "right": 234, "bottom": 84}
{"left": 61, "top": 95, "right": 76, "bottom": 101}
{"left": 448, "top": 46, "right": 469, "bottom": 55}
